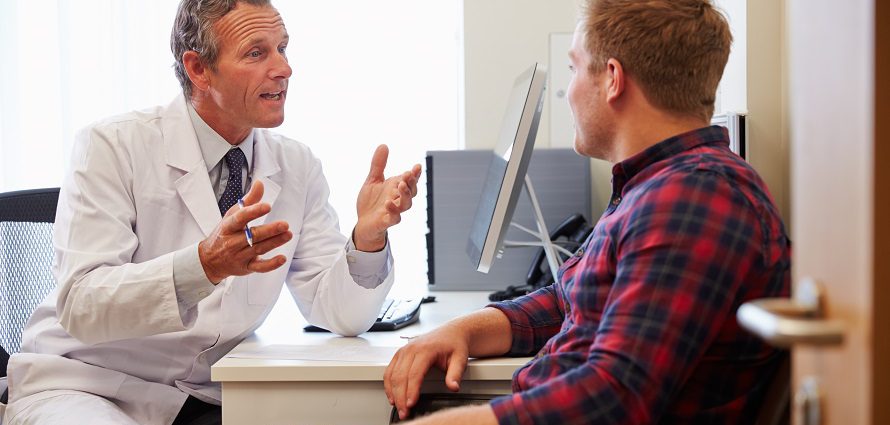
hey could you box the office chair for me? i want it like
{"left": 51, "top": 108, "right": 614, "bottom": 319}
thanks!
{"left": 0, "top": 188, "right": 60, "bottom": 405}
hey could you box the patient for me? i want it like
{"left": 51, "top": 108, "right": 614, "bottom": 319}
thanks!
{"left": 384, "top": 0, "right": 791, "bottom": 424}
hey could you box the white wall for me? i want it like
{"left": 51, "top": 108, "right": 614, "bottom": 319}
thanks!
{"left": 745, "top": 0, "right": 789, "bottom": 221}
{"left": 461, "top": 0, "right": 580, "bottom": 150}
{"left": 715, "top": 0, "right": 789, "bottom": 220}
{"left": 460, "top": 0, "right": 614, "bottom": 213}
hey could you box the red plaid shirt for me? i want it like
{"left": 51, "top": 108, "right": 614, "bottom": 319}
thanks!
{"left": 489, "top": 126, "right": 791, "bottom": 425}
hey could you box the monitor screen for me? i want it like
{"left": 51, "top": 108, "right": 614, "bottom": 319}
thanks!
{"left": 466, "top": 63, "right": 547, "bottom": 273}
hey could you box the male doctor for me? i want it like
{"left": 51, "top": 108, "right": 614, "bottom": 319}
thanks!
{"left": 1, "top": 0, "right": 421, "bottom": 424}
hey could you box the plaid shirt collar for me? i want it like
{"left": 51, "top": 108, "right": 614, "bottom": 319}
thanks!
{"left": 610, "top": 125, "right": 730, "bottom": 194}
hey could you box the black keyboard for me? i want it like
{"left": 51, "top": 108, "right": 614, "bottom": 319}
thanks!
{"left": 303, "top": 297, "right": 422, "bottom": 333}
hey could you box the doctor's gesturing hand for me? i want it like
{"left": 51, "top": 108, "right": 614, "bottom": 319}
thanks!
{"left": 353, "top": 144, "right": 422, "bottom": 252}
{"left": 198, "top": 180, "right": 293, "bottom": 284}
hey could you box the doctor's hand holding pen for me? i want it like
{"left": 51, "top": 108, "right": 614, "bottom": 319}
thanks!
{"left": 198, "top": 180, "right": 293, "bottom": 284}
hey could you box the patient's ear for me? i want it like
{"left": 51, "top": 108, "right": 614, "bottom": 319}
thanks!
{"left": 604, "top": 58, "right": 625, "bottom": 104}
{"left": 182, "top": 51, "right": 211, "bottom": 92}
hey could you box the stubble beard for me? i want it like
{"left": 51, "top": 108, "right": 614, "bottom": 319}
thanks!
{"left": 575, "top": 117, "right": 615, "bottom": 162}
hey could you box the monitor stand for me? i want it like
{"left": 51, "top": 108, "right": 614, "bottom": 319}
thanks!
{"left": 501, "top": 175, "right": 574, "bottom": 285}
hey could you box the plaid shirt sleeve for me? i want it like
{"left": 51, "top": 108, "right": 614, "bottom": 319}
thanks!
{"left": 489, "top": 169, "right": 767, "bottom": 425}
{"left": 488, "top": 285, "right": 565, "bottom": 356}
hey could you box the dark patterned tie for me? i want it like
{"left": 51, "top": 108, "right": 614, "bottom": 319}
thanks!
{"left": 218, "top": 147, "right": 246, "bottom": 216}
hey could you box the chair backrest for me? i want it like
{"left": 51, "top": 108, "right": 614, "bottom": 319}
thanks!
{"left": 0, "top": 188, "right": 59, "bottom": 364}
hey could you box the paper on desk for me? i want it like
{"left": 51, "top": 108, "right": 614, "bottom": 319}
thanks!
{"left": 225, "top": 344, "right": 399, "bottom": 363}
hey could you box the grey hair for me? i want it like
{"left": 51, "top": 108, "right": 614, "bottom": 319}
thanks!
{"left": 170, "top": 0, "right": 272, "bottom": 98}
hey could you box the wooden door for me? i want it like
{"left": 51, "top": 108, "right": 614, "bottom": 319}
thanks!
{"left": 786, "top": 0, "right": 889, "bottom": 423}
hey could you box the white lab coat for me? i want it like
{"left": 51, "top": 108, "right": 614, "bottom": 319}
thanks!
{"left": 4, "top": 95, "right": 394, "bottom": 424}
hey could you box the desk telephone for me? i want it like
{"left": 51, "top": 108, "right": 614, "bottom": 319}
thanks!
{"left": 488, "top": 213, "right": 593, "bottom": 301}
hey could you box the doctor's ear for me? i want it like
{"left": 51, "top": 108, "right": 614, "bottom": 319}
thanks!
{"left": 182, "top": 51, "right": 211, "bottom": 92}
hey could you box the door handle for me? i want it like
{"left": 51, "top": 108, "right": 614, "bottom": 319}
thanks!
{"left": 737, "top": 278, "right": 845, "bottom": 348}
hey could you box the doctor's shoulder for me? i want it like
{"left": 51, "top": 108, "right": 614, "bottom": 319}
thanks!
{"left": 71, "top": 105, "right": 168, "bottom": 162}
{"left": 255, "top": 128, "right": 320, "bottom": 171}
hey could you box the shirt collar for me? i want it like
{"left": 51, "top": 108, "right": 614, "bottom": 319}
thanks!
{"left": 612, "top": 125, "right": 729, "bottom": 183}
{"left": 186, "top": 102, "right": 255, "bottom": 173}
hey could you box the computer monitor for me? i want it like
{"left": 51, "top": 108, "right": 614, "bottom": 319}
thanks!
{"left": 466, "top": 63, "right": 547, "bottom": 274}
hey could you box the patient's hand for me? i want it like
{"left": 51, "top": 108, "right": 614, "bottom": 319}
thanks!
{"left": 384, "top": 324, "right": 470, "bottom": 420}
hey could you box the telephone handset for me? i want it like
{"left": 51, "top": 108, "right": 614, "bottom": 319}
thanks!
{"left": 488, "top": 213, "right": 593, "bottom": 301}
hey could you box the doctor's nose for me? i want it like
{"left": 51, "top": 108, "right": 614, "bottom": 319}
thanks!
{"left": 270, "top": 51, "right": 292, "bottom": 80}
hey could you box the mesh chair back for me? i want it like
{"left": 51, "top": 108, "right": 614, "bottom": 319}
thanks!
{"left": 0, "top": 188, "right": 59, "bottom": 356}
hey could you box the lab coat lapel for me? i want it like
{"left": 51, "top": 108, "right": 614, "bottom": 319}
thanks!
{"left": 251, "top": 131, "right": 281, "bottom": 227}
{"left": 162, "top": 95, "right": 220, "bottom": 237}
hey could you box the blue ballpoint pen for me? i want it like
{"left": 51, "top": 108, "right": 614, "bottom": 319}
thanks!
{"left": 237, "top": 198, "right": 254, "bottom": 246}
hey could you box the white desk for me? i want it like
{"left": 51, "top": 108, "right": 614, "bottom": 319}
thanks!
{"left": 211, "top": 291, "right": 531, "bottom": 425}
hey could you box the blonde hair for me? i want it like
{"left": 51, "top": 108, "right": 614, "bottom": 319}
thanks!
{"left": 582, "top": 0, "right": 732, "bottom": 120}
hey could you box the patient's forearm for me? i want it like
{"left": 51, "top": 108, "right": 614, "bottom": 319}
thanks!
{"left": 445, "top": 307, "right": 513, "bottom": 358}
{"left": 406, "top": 404, "right": 498, "bottom": 425}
